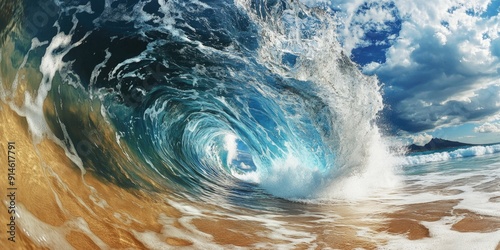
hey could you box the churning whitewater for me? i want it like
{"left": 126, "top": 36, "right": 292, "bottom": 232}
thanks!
{"left": 2, "top": 0, "right": 396, "bottom": 201}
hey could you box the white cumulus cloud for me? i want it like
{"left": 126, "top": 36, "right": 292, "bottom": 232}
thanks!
{"left": 474, "top": 122, "right": 500, "bottom": 133}
{"left": 410, "top": 132, "right": 433, "bottom": 146}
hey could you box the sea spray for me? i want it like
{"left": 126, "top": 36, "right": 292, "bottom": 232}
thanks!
{"left": 237, "top": 0, "right": 399, "bottom": 199}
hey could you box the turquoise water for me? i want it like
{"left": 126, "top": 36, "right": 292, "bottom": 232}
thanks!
{"left": 402, "top": 144, "right": 500, "bottom": 175}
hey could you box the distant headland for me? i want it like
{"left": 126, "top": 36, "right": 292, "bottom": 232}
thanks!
{"left": 406, "top": 138, "right": 475, "bottom": 153}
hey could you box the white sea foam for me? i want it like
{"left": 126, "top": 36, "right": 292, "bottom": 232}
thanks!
{"left": 259, "top": 154, "right": 325, "bottom": 199}
{"left": 234, "top": 0, "right": 399, "bottom": 200}
{"left": 89, "top": 48, "right": 112, "bottom": 93}
{"left": 10, "top": 204, "right": 108, "bottom": 249}
{"left": 224, "top": 133, "right": 238, "bottom": 166}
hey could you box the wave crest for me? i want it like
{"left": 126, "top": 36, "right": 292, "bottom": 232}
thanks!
{"left": 402, "top": 144, "right": 500, "bottom": 165}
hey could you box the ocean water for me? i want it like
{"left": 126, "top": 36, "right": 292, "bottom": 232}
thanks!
{"left": 0, "top": 0, "right": 499, "bottom": 249}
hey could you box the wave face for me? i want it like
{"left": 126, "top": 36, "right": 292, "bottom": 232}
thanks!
{"left": 2, "top": 0, "right": 396, "bottom": 201}
{"left": 402, "top": 144, "right": 500, "bottom": 166}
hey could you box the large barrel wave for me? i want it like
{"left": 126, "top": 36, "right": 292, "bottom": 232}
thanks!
{"left": 4, "top": 1, "right": 500, "bottom": 249}
{"left": 2, "top": 0, "right": 396, "bottom": 202}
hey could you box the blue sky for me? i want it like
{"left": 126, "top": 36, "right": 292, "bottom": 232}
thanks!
{"left": 324, "top": 0, "right": 500, "bottom": 145}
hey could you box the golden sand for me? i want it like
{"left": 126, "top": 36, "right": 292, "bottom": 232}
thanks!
{"left": 452, "top": 209, "right": 500, "bottom": 233}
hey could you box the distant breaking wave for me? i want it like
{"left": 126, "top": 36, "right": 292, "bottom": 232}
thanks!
{"left": 402, "top": 144, "right": 500, "bottom": 165}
